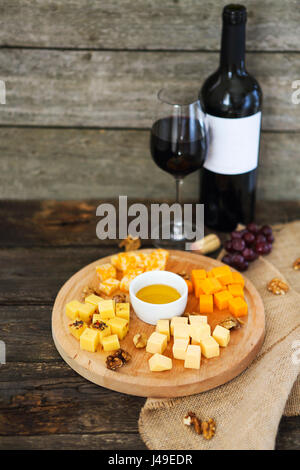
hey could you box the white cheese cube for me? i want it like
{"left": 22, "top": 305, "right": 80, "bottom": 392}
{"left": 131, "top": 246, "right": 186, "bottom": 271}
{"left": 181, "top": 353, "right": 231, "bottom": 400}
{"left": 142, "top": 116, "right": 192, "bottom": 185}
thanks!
{"left": 213, "top": 325, "right": 230, "bottom": 347}
{"left": 184, "top": 345, "right": 201, "bottom": 369}
{"left": 172, "top": 338, "right": 189, "bottom": 360}
{"left": 173, "top": 324, "right": 191, "bottom": 341}
{"left": 190, "top": 323, "right": 211, "bottom": 344}
{"left": 146, "top": 332, "right": 168, "bottom": 354}
{"left": 189, "top": 314, "right": 207, "bottom": 325}
{"left": 170, "top": 316, "right": 188, "bottom": 335}
{"left": 156, "top": 319, "right": 170, "bottom": 341}
{"left": 149, "top": 353, "right": 172, "bottom": 372}
{"left": 200, "top": 336, "right": 220, "bottom": 358}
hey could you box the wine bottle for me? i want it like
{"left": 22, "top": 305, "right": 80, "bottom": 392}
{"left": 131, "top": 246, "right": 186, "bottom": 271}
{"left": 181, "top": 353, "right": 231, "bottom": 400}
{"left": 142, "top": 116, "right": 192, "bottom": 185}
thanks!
{"left": 200, "top": 4, "right": 262, "bottom": 232}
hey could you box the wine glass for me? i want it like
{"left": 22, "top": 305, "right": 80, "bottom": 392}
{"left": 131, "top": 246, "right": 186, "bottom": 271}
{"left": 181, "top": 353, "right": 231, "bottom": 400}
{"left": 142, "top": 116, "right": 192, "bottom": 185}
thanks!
{"left": 150, "top": 87, "right": 208, "bottom": 249}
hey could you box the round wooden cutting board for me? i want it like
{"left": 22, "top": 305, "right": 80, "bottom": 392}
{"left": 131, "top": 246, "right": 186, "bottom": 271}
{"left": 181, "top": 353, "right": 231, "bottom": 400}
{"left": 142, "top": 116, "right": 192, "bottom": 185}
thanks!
{"left": 52, "top": 250, "right": 265, "bottom": 398}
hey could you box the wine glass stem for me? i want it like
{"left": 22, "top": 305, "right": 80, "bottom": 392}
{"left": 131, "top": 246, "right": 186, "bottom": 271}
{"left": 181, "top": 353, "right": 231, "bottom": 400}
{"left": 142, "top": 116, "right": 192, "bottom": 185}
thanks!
{"left": 173, "top": 178, "right": 184, "bottom": 240}
{"left": 175, "top": 178, "right": 183, "bottom": 204}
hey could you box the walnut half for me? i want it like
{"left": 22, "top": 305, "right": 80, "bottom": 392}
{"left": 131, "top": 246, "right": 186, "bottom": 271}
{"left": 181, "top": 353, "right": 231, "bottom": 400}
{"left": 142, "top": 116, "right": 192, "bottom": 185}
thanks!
{"left": 183, "top": 412, "right": 202, "bottom": 435}
{"left": 267, "top": 278, "right": 289, "bottom": 295}
{"left": 293, "top": 258, "right": 300, "bottom": 271}
{"left": 106, "top": 349, "right": 131, "bottom": 371}
{"left": 218, "top": 317, "right": 242, "bottom": 330}
{"left": 202, "top": 418, "right": 216, "bottom": 440}
{"left": 133, "top": 333, "right": 147, "bottom": 349}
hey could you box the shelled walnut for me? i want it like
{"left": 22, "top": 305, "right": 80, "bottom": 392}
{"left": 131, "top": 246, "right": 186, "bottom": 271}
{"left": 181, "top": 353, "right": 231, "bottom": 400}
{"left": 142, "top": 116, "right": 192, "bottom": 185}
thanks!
{"left": 267, "top": 278, "right": 289, "bottom": 295}
{"left": 133, "top": 333, "right": 147, "bottom": 349}
{"left": 119, "top": 234, "right": 141, "bottom": 252}
{"left": 184, "top": 412, "right": 216, "bottom": 440}
{"left": 293, "top": 258, "right": 300, "bottom": 271}
{"left": 177, "top": 271, "right": 190, "bottom": 280}
{"left": 106, "top": 349, "right": 132, "bottom": 371}
{"left": 202, "top": 418, "right": 216, "bottom": 440}
{"left": 183, "top": 412, "right": 202, "bottom": 435}
{"left": 218, "top": 317, "right": 243, "bottom": 330}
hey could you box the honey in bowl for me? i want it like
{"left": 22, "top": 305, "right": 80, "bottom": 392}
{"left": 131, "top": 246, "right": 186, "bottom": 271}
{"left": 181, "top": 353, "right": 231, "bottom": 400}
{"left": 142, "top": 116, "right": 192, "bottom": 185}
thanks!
{"left": 136, "top": 284, "right": 181, "bottom": 304}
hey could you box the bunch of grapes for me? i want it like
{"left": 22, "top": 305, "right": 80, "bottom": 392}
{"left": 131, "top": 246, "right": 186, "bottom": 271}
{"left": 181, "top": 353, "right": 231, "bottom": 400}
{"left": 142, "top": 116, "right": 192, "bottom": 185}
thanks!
{"left": 222, "top": 223, "right": 274, "bottom": 272}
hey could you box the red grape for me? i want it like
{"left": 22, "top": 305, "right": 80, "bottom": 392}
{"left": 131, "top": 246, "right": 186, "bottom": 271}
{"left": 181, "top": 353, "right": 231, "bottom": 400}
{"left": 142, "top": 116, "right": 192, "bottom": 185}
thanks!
{"left": 231, "top": 253, "right": 248, "bottom": 271}
{"left": 231, "top": 230, "right": 243, "bottom": 239}
{"left": 239, "top": 229, "right": 248, "bottom": 237}
{"left": 242, "top": 247, "right": 258, "bottom": 261}
{"left": 231, "top": 253, "right": 244, "bottom": 265}
{"left": 243, "top": 232, "right": 255, "bottom": 245}
{"left": 267, "top": 234, "right": 274, "bottom": 244}
{"left": 264, "top": 243, "right": 272, "bottom": 255}
{"left": 255, "top": 241, "right": 270, "bottom": 255}
{"left": 255, "top": 233, "right": 266, "bottom": 244}
{"left": 237, "top": 260, "right": 249, "bottom": 272}
{"left": 221, "top": 254, "right": 233, "bottom": 266}
{"left": 232, "top": 238, "right": 246, "bottom": 252}
{"left": 247, "top": 223, "right": 259, "bottom": 234}
{"left": 224, "top": 240, "right": 235, "bottom": 253}
{"left": 260, "top": 225, "right": 272, "bottom": 237}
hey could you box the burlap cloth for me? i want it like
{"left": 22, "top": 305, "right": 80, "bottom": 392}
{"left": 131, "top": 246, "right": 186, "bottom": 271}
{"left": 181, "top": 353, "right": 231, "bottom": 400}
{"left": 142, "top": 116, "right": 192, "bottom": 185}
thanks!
{"left": 139, "top": 221, "right": 300, "bottom": 450}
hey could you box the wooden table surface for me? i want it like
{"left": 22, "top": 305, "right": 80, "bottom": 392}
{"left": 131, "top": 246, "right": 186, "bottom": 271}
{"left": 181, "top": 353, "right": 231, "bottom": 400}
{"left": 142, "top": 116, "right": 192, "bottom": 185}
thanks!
{"left": 0, "top": 199, "right": 299, "bottom": 450}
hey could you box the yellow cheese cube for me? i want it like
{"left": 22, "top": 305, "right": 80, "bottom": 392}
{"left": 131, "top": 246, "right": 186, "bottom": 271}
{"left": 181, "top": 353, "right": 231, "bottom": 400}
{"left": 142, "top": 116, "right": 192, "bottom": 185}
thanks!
{"left": 108, "top": 317, "right": 129, "bottom": 340}
{"left": 85, "top": 294, "right": 104, "bottom": 307}
{"left": 149, "top": 353, "right": 172, "bottom": 372}
{"left": 184, "top": 345, "right": 201, "bottom": 369}
{"left": 173, "top": 324, "right": 191, "bottom": 341}
{"left": 170, "top": 316, "right": 188, "bottom": 336}
{"left": 212, "top": 325, "right": 230, "bottom": 347}
{"left": 96, "top": 263, "right": 117, "bottom": 281}
{"left": 98, "top": 299, "right": 115, "bottom": 319}
{"left": 80, "top": 328, "right": 99, "bottom": 352}
{"left": 102, "top": 334, "right": 120, "bottom": 352}
{"left": 190, "top": 323, "right": 211, "bottom": 344}
{"left": 172, "top": 338, "right": 189, "bottom": 360}
{"left": 156, "top": 319, "right": 170, "bottom": 341}
{"left": 200, "top": 336, "right": 220, "bottom": 358}
{"left": 78, "top": 302, "right": 97, "bottom": 323}
{"left": 146, "top": 332, "right": 168, "bottom": 354}
{"left": 99, "top": 278, "right": 120, "bottom": 296}
{"left": 65, "top": 300, "right": 82, "bottom": 320}
{"left": 90, "top": 320, "right": 111, "bottom": 344}
{"left": 189, "top": 315, "right": 207, "bottom": 325}
{"left": 115, "top": 302, "right": 130, "bottom": 322}
{"left": 68, "top": 319, "right": 87, "bottom": 340}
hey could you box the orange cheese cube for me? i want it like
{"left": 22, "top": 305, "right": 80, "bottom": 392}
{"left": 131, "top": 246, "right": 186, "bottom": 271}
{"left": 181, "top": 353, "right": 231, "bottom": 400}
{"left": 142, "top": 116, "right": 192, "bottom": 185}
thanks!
{"left": 228, "top": 284, "right": 244, "bottom": 298}
{"left": 96, "top": 263, "right": 117, "bottom": 281}
{"left": 211, "top": 265, "right": 232, "bottom": 277}
{"left": 214, "top": 290, "right": 233, "bottom": 310}
{"left": 99, "top": 278, "right": 120, "bottom": 296}
{"left": 229, "top": 297, "right": 248, "bottom": 317}
{"left": 231, "top": 271, "right": 245, "bottom": 287}
{"left": 199, "top": 294, "right": 213, "bottom": 314}
{"left": 211, "top": 265, "right": 233, "bottom": 285}
{"left": 119, "top": 272, "right": 138, "bottom": 292}
{"left": 191, "top": 269, "right": 206, "bottom": 297}
{"left": 198, "top": 278, "right": 223, "bottom": 295}
{"left": 206, "top": 271, "right": 213, "bottom": 278}
{"left": 217, "top": 272, "right": 234, "bottom": 286}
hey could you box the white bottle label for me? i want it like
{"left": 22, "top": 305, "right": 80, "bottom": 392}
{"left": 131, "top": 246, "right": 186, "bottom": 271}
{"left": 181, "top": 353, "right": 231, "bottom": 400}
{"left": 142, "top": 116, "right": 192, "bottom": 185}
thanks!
{"left": 204, "top": 112, "right": 261, "bottom": 175}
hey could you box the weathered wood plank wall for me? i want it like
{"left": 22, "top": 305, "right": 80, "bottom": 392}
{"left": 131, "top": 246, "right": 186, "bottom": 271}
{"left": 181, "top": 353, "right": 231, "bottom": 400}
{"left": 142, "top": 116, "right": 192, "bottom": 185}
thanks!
{"left": 0, "top": 0, "right": 299, "bottom": 201}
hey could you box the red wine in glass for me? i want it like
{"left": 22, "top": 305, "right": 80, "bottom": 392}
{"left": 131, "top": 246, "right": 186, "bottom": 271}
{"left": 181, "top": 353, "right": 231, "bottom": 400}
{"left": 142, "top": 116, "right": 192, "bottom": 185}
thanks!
{"left": 151, "top": 116, "right": 207, "bottom": 179}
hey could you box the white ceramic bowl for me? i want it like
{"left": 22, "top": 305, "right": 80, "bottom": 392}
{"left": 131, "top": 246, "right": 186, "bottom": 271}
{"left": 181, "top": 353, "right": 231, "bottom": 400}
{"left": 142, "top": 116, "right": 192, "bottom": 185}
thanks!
{"left": 129, "top": 270, "right": 188, "bottom": 325}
